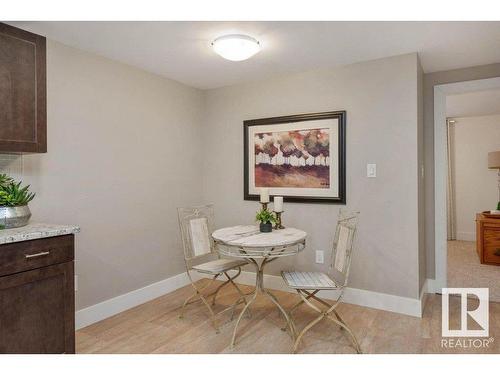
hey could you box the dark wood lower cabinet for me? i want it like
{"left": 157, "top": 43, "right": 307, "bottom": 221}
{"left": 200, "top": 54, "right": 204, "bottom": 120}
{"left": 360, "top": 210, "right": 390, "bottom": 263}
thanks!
{"left": 0, "top": 235, "right": 75, "bottom": 353}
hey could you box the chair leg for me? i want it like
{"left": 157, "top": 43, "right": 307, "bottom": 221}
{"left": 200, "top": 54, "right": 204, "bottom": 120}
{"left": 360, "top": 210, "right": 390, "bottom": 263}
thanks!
{"left": 293, "top": 314, "right": 325, "bottom": 353}
{"left": 293, "top": 289, "right": 362, "bottom": 354}
{"left": 303, "top": 290, "right": 345, "bottom": 330}
{"left": 198, "top": 291, "right": 221, "bottom": 334}
{"left": 281, "top": 289, "right": 319, "bottom": 331}
{"left": 332, "top": 310, "right": 345, "bottom": 330}
{"left": 179, "top": 276, "right": 216, "bottom": 319}
{"left": 293, "top": 290, "right": 325, "bottom": 353}
{"left": 179, "top": 291, "right": 198, "bottom": 319}
{"left": 224, "top": 270, "right": 251, "bottom": 319}
{"left": 326, "top": 311, "right": 362, "bottom": 353}
{"left": 179, "top": 276, "right": 222, "bottom": 333}
{"left": 209, "top": 275, "right": 230, "bottom": 306}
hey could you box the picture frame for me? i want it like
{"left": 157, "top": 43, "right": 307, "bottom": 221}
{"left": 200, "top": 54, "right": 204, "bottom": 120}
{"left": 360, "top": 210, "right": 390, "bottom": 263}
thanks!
{"left": 244, "top": 110, "right": 346, "bottom": 204}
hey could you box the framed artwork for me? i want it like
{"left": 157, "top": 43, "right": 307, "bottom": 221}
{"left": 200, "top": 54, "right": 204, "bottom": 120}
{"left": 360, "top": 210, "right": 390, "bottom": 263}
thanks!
{"left": 244, "top": 111, "right": 346, "bottom": 204}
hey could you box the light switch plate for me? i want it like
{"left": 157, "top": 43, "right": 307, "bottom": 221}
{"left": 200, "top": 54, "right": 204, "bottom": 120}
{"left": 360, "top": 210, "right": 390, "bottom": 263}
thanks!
{"left": 367, "top": 163, "right": 377, "bottom": 178}
{"left": 315, "top": 250, "right": 324, "bottom": 264}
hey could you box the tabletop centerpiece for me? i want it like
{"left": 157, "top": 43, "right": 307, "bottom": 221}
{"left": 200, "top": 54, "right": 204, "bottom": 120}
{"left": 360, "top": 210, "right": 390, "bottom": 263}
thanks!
{"left": 0, "top": 173, "right": 36, "bottom": 229}
{"left": 255, "top": 208, "right": 276, "bottom": 233}
{"left": 256, "top": 188, "right": 286, "bottom": 231}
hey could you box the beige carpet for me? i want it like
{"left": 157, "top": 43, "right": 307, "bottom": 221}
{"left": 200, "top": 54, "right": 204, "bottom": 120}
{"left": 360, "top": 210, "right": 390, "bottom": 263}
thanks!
{"left": 448, "top": 240, "right": 500, "bottom": 302}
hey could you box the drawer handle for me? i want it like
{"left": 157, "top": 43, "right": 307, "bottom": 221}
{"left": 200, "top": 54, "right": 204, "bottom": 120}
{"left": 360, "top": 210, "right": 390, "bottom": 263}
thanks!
{"left": 495, "top": 249, "right": 500, "bottom": 257}
{"left": 25, "top": 251, "right": 51, "bottom": 259}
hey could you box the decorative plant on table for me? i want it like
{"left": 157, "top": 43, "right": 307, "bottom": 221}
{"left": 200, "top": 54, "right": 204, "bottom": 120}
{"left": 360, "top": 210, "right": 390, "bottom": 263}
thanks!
{"left": 0, "top": 173, "right": 36, "bottom": 229}
{"left": 256, "top": 209, "right": 276, "bottom": 233}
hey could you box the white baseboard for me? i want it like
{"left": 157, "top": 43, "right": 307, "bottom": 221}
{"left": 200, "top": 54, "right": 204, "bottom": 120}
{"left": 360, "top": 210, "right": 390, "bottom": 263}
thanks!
{"left": 75, "top": 272, "right": 202, "bottom": 330}
{"left": 426, "top": 278, "right": 444, "bottom": 294}
{"left": 76, "top": 270, "right": 427, "bottom": 330}
{"left": 456, "top": 231, "right": 475, "bottom": 241}
{"left": 236, "top": 271, "right": 425, "bottom": 317}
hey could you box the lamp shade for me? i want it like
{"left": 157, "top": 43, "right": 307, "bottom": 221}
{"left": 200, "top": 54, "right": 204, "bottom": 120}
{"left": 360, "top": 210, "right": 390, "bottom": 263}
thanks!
{"left": 488, "top": 151, "right": 500, "bottom": 169}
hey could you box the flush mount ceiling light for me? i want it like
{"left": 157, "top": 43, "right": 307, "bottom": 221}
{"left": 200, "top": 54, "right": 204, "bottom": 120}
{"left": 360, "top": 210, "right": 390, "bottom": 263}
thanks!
{"left": 211, "top": 34, "right": 261, "bottom": 61}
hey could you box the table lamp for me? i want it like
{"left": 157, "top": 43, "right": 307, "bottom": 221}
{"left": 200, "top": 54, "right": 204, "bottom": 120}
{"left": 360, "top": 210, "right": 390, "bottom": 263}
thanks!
{"left": 488, "top": 151, "right": 500, "bottom": 213}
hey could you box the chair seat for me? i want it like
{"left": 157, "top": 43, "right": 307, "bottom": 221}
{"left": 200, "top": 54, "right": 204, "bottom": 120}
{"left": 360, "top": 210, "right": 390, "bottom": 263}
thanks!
{"left": 282, "top": 270, "right": 340, "bottom": 290}
{"left": 192, "top": 258, "right": 247, "bottom": 274}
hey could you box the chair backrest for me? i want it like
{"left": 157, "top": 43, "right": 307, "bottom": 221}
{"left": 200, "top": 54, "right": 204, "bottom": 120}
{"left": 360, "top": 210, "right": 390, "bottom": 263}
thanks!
{"left": 177, "top": 204, "right": 215, "bottom": 262}
{"left": 330, "top": 209, "right": 359, "bottom": 286}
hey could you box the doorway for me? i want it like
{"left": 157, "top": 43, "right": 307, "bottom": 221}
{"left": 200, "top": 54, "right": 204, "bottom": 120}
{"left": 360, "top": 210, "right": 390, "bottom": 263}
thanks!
{"left": 434, "top": 77, "right": 500, "bottom": 299}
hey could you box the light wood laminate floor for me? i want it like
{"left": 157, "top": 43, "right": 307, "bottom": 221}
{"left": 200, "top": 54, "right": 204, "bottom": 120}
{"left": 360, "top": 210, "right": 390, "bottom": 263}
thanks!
{"left": 76, "top": 280, "right": 500, "bottom": 354}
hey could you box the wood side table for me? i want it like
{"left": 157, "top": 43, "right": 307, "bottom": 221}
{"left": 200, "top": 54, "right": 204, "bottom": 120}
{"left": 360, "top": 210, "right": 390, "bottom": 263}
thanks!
{"left": 476, "top": 213, "right": 500, "bottom": 266}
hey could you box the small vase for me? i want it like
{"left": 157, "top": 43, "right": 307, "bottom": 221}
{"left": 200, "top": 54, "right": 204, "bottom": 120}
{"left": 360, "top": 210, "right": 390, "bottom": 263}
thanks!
{"left": 259, "top": 222, "right": 272, "bottom": 233}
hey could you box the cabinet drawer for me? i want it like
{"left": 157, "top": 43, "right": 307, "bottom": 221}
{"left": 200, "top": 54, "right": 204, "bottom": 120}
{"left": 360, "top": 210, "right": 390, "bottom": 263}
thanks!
{"left": 483, "top": 229, "right": 500, "bottom": 265}
{"left": 0, "top": 235, "right": 74, "bottom": 277}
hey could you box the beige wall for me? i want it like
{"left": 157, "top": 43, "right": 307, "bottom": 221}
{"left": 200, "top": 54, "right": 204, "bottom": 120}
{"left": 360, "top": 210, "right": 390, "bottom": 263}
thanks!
{"left": 22, "top": 41, "right": 205, "bottom": 309}
{"left": 1, "top": 42, "right": 426, "bottom": 307}
{"left": 202, "top": 53, "right": 422, "bottom": 299}
{"left": 423, "top": 63, "right": 500, "bottom": 278}
{"left": 450, "top": 115, "right": 500, "bottom": 241}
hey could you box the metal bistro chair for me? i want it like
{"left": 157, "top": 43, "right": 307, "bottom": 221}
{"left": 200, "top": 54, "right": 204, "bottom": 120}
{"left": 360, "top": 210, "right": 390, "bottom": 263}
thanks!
{"left": 177, "top": 204, "right": 249, "bottom": 333}
{"left": 281, "top": 209, "right": 362, "bottom": 353}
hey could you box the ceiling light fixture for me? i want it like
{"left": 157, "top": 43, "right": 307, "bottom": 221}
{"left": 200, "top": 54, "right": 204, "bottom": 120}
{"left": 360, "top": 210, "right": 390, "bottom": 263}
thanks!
{"left": 211, "top": 34, "right": 260, "bottom": 61}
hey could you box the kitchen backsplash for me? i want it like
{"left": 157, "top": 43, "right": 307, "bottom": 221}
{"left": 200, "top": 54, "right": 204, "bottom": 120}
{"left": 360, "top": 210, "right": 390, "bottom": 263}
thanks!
{"left": 0, "top": 154, "right": 23, "bottom": 180}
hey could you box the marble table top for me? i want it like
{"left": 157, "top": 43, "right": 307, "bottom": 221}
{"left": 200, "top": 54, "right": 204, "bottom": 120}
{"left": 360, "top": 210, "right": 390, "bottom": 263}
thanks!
{"left": 0, "top": 223, "right": 80, "bottom": 245}
{"left": 212, "top": 225, "right": 307, "bottom": 248}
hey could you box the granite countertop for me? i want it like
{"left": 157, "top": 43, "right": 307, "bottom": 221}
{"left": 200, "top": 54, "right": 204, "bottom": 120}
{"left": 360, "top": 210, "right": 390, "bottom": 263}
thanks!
{"left": 0, "top": 223, "right": 80, "bottom": 245}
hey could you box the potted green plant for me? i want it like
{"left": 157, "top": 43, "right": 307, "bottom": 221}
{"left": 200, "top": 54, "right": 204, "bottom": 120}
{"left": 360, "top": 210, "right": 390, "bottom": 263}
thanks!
{"left": 256, "top": 209, "right": 276, "bottom": 233}
{"left": 0, "top": 174, "right": 36, "bottom": 229}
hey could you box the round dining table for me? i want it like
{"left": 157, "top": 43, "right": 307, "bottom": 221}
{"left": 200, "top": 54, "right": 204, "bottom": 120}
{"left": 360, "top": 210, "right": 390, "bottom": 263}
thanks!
{"left": 212, "top": 225, "right": 307, "bottom": 347}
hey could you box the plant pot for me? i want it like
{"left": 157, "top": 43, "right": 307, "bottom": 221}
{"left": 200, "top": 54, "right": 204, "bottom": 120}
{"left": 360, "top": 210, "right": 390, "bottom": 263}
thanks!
{"left": 259, "top": 222, "right": 272, "bottom": 233}
{"left": 0, "top": 205, "right": 31, "bottom": 229}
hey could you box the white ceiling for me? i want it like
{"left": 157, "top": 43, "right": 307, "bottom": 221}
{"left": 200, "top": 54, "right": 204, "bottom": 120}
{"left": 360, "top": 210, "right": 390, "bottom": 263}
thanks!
{"left": 8, "top": 21, "right": 500, "bottom": 89}
{"left": 447, "top": 88, "right": 500, "bottom": 118}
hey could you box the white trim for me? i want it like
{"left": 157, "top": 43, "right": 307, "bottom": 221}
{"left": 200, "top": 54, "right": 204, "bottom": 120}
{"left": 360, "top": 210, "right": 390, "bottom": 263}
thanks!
{"left": 236, "top": 271, "right": 425, "bottom": 317}
{"left": 433, "top": 77, "right": 500, "bottom": 291}
{"left": 76, "top": 269, "right": 430, "bottom": 330}
{"left": 426, "top": 278, "right": 441, "bottom": 294}
{"left": 434, "top": 85, "right": 448, "bottom": 292}
{"left": 75, "top": 271, "right": 202, "bottom": 330}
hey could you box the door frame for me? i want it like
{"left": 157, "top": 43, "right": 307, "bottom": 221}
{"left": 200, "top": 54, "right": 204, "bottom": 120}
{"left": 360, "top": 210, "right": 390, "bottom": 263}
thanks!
{"left": 433, "top": 76, "right": 500, "bottom": 292}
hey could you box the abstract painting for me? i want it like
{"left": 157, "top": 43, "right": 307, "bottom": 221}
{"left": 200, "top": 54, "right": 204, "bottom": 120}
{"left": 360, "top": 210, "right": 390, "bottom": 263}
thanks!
{"left": 244, "top": 111, "right": 346, "bottom": 203}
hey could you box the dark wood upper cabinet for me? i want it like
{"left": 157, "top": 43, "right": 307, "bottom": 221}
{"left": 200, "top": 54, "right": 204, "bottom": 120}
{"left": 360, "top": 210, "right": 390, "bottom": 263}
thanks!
{"left": 0, "top": 23, "right": 46, "bottom": 153}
